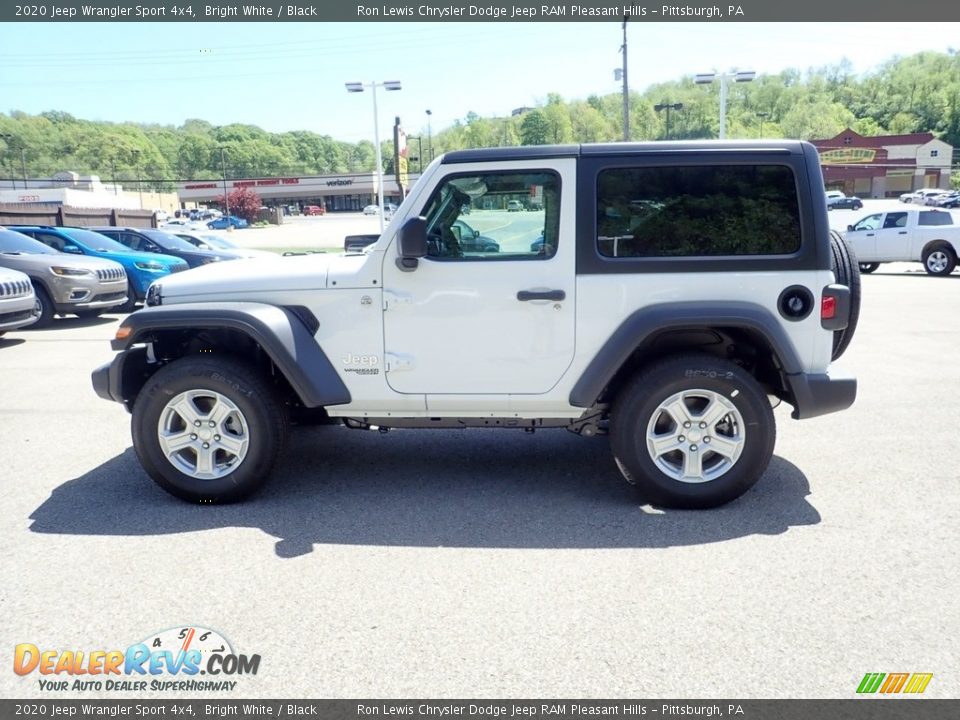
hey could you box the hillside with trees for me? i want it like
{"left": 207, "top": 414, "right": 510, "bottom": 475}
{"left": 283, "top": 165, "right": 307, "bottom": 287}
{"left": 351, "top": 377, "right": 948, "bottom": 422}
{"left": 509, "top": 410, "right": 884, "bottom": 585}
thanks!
{"left": 1, "top": 51, "right": 958, "bottom": 190}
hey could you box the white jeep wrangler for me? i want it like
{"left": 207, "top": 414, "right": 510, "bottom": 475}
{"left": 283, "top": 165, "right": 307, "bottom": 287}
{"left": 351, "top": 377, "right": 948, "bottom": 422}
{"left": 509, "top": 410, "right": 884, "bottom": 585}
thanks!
{"left": 93, "top": 141, "right": 859, "bottom": 508}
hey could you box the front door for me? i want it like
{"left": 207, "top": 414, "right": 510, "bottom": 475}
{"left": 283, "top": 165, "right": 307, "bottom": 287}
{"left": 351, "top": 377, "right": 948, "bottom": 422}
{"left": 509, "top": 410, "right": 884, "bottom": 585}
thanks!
{"left": 381, "top": 161, "right": 576, "bottom": 396}
{"left": 873, "top": 211, "right": 910, "bottom": 261}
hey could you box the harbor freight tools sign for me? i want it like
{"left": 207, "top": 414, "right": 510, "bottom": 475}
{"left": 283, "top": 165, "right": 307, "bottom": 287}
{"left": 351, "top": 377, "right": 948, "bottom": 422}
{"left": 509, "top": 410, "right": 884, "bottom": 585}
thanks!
{"left": 2, "top": 1, "right": 957, "bottom": 22}
{"left": 12, "top": 627, "right": 260, "bottom": 693}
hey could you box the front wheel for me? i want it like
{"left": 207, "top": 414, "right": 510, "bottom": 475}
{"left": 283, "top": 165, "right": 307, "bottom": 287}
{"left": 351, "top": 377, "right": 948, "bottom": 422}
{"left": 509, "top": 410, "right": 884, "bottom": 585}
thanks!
{"left": 610, "top": 355, "right": 775, "bottom": 509}
{"left": 858, "top": 262, "right": 880, "bottom": 274}
{"left": 131, "top": 357, "right": 287, "bottom": 503}
{"left": 922, "top": 245, "right": 957, "bottom": 276}
{"left": 30, "top": 285, "right": 55, "bottom": 329}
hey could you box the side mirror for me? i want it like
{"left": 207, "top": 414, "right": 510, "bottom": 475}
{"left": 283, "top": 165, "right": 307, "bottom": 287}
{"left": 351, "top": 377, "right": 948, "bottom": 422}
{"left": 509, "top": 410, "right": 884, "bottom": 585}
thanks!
{"left": 847, "top": 225, "right": 855, "bottom": 232}
{"left": 62, "top": 245, "right": 82, "bottom": 254}
{"left": 396, "top": 216, "right": 427, "bottom": 271}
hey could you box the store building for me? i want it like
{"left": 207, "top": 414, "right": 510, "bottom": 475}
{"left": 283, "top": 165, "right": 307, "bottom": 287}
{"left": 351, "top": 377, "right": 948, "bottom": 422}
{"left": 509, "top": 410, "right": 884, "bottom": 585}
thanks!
{"left": 812, "top": 129, "right": 954, "bottom": 198}
{"left": 176, "top": 171, "right": 419, "bottom": 212}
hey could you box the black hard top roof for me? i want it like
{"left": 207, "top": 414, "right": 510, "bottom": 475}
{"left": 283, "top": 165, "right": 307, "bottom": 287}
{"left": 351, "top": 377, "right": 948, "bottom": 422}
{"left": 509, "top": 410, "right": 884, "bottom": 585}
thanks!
{"left": 442, "top": 140, "right": 807, "bottom": 164}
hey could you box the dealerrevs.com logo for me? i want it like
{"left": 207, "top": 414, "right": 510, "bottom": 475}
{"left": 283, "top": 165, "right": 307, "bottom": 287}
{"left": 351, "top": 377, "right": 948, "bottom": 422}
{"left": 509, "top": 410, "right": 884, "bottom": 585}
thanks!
{"left": 13, "top": 626, "right": 260, "bottom": 693}
{"left": 856, "top": 672, "right": 933, "bottom": 695}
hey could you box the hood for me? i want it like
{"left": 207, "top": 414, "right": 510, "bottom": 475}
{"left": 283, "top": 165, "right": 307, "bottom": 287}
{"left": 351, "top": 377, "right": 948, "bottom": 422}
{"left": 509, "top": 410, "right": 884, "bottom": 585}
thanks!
{"left": 91, "top": 249, "right": 185, "bottom": 268}
{"left": 0, "top": 252, "right": 124, "bottom": 274}
{"left": 154, "top": 253, "right": 374, "bottom": 303}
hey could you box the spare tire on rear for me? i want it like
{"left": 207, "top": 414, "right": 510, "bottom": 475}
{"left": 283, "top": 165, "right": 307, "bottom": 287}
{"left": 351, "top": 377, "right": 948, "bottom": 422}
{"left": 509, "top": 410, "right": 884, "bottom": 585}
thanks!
{"left": 829, "top": 230, "right": 861, "bottom": 360}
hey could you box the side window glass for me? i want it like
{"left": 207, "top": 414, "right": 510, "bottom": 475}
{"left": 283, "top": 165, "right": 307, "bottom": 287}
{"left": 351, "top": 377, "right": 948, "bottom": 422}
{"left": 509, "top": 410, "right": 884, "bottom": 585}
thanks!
{"left": 420, "top": 170, "right": 560, "bottom": 261}
{"left": 882, "top": 213, "right": 907, "bottom": 229}
{"left": 853, "top": 214, "right": 882, "bottom": 231}
{"left": 122, "top": 233, "right": 143, "bottom": 251}
{"left": 35, "top": 232, "right": 67, "bottom": 251}
{"left": 596, "top": 165, "right": 800, "bottom": 257}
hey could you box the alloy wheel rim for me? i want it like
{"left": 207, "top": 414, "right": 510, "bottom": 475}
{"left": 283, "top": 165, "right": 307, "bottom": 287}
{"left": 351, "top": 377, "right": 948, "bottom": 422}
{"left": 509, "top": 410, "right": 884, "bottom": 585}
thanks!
{"left": 157, "top": 389, "right": 250, "bottom": 480}
{"left": 927, "top": 251, "right": 948, "bottom": 273}
{"left": 645, "top": 389, "right": 746, "bottom": 484}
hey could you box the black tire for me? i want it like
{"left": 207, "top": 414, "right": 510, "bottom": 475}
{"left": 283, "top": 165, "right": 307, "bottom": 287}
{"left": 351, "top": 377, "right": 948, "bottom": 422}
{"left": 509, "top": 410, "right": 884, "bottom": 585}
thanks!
{"left": 829, "top": 230, "right": 861, "bottom": 360}
{"left": 131, "top": 357, "right": 287, "bottom": 503}
{"left": 74, "top": 309, "right": 103, "bottom": 319}
{"left": 115, "top": 279, "right": 138, "bottom": 313}
{"left": 858, "top": 262, "right": 880, "bottom": 274}
{"left": 30, "top": 285, "right": 55, "bottom": 329}
{"left": 852, "top": 201, "right": 863, "bottom": 210}
{"left": 921, "top": 244, "right": 957, "bottom": 277}
{"left": 610, "top": 354, "right": 775, "bottom": 509}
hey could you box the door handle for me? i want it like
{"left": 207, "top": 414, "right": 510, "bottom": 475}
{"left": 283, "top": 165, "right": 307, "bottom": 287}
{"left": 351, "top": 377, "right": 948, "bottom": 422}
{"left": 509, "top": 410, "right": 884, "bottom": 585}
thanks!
{"left": 898, "top": 231, "right": 907, "bottom": 235}
{"left": 866, "top": 233, "right": 874, "bottom": 237}
{"left": 517, "top": 289, "right": 566, "bottom": 302}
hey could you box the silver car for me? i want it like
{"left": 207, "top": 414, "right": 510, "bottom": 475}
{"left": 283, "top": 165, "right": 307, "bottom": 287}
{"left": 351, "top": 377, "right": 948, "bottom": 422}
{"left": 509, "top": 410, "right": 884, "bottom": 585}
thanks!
{"left": 0, "top": 228, "right": 128, "bottom": 327}
{"left": 0, "top": 266, "right": 40, "bottom": 336}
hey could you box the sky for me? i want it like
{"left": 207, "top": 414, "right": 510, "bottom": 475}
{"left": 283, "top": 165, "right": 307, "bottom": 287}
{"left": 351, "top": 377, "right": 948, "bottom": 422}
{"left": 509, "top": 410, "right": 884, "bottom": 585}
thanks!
{"left": 0, "top": 22, "right": 957, "bottom": 144}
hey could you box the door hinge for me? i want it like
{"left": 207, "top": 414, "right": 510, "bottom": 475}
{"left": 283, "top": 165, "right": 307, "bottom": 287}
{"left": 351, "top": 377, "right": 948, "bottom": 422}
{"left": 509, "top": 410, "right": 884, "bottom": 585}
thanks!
{"left": 384, "top": 352, "right": 415, "bottom": 372}
{"left": 383, "top": 290, "right": 413, "bottom": 310}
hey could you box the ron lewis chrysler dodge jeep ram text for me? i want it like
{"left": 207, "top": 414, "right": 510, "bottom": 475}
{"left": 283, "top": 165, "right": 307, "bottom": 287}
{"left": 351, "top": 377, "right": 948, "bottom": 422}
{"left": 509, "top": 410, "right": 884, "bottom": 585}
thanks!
{"left": 92, "top": 141, "right": 859, "bottom": 508}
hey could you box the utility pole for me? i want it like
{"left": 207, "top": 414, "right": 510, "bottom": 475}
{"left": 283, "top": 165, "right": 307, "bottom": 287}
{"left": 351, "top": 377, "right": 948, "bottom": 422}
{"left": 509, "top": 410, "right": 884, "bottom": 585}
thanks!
{"left": 620, "top": 15, "right": 630, "bottom": 141}
{"left": 220, "top": 147, "right": 230, "bottom": 218}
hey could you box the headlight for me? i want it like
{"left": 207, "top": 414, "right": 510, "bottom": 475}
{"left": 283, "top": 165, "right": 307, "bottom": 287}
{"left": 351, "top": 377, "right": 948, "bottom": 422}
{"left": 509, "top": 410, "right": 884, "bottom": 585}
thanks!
{"left": 51, "top": 266, "right": 92, "bottom": 276}
{"left": 135, "top": 261, "right": 165, "bottom": 271}
{"left": 145, "top": 283, "right": 162, "bottom": 307}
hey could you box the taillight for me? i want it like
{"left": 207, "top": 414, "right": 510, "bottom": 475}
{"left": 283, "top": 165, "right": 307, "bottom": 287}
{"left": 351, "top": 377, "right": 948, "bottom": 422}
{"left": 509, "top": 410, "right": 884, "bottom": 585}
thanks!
{"left": 821, "top": 295, "right": 837, "bottom": 320}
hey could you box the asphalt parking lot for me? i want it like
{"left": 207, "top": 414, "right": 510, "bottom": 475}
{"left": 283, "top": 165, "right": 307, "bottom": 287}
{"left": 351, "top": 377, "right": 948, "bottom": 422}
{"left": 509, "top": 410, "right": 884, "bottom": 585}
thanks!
{"left": 1, "top": 261, "right": 958, "bottom": 699}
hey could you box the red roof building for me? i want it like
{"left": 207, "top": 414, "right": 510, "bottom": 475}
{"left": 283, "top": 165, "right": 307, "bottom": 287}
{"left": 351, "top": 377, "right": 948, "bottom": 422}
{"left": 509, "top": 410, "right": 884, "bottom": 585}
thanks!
{"left": 811, "top": 128, "right": 953, "bottom": 198}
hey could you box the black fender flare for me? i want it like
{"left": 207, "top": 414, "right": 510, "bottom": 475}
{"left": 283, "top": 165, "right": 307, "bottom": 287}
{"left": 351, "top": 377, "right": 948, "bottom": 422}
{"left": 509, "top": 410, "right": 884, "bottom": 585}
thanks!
{"left": 568, "top": 301, "right": 804, "bottom": 408}
{"left": 108, "top": 302, "right": 350, "bottom": 407}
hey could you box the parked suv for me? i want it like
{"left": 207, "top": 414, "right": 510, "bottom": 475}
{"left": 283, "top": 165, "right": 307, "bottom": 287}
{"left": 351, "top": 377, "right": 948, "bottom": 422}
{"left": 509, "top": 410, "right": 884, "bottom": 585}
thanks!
{"left": 0, "top": 228, "right": 128, "bottom": 326}
{"left": 10, "top": 225, "right": 189, "bottom": 312}
{"left": 0, "top": 266, "right": 40, "bottom": 336}
{"left": 93, "top": 141, "right": 858, "bottom": 508}
{"left": 89, "top": 227, "right": 238, "bottom": 269}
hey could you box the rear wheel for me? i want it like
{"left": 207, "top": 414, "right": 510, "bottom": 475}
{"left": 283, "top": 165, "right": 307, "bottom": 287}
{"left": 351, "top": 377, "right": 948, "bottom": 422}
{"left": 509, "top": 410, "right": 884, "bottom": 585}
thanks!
{"left": 829, "top": 230, "right": 861, "bottom": 360}
{"left": 922, "top": 245, "right": 957, "bottom": 276}
{"left": 131, "top": 357, "right": 287, "bottom": 503}
{"left": 74, "top": 309, "right": 103, "bottom": 319}
{"left": 858, "top": 262, "right": 880, "bottom": 274}
{"left": 610, "top": 355, "right": 775, "bottom": 509}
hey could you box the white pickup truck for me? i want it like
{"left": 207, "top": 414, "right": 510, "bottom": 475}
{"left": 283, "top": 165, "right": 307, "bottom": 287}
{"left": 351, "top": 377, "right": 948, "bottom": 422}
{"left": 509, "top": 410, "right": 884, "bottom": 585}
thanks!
{"left": 843, "top": 207, "right": 960, "bottom": 276}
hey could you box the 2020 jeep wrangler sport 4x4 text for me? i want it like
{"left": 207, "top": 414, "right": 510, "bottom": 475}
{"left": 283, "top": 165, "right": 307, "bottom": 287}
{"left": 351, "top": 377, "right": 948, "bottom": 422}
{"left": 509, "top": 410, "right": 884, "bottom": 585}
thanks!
{"left": 92, "top": 141, "right": 859, "bottom": 508}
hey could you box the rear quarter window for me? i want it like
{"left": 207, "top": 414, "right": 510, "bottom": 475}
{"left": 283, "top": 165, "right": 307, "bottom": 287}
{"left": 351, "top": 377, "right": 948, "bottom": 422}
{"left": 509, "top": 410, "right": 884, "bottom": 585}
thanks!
{"left": 918, "top": 211, "right": 953, "bottom": 226}
{"left": 596, "top": 164, "right": 801, "bottom": 258}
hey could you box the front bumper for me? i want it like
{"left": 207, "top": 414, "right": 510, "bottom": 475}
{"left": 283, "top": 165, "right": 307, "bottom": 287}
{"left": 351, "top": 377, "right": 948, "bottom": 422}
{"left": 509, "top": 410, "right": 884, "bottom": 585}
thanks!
{"left": 787, "top": 369, "right": 857, "bottom": 420}
{"left": 52, "top": 277, "right": 128, "bottom": 311}
{"left": 0, "top": 294, "right": 40, "bottom": 332}
{"left": 92, "top": 346, "right": 149, "bottom": 410}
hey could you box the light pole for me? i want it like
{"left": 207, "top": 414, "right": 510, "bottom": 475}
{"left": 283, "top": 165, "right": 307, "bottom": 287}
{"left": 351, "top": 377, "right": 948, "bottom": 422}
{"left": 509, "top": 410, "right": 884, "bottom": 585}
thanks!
{"left": 0, "top": 134, "right": 15, "bottom": 189}
{"left": 695, "top": 70, "right": 756, "bottom": 139}
{"left": 131, "top": 149, "right": 143, "bottom": 208}
{"left": 425, "top": 109, "right": 433, "bottom": 163}
{"left": 654, "top": 102, "right": 683, "bottom": 140}
{"left": 347, "top": 80, "right": 402, "bottom": 232}
{"left": 408, "top": 135, "right": 423, "bottom": 173}
{"left": 620, "top": 15, "right": 630, "bottom": 141}
{"left": 757, "top": 111, "right": 770, "bottom": 138}
{"left": 220, "top": 146, "right": 230, "bottom": 218}
{"left": 18, "top": 146, "right": 27, "bottom": 190}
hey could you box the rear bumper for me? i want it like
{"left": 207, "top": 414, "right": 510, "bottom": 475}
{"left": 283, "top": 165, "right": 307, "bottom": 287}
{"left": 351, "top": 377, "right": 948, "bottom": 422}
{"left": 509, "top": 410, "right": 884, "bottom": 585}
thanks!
{"left": 787, "top": 369, "right": 857, "bottom": 420}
